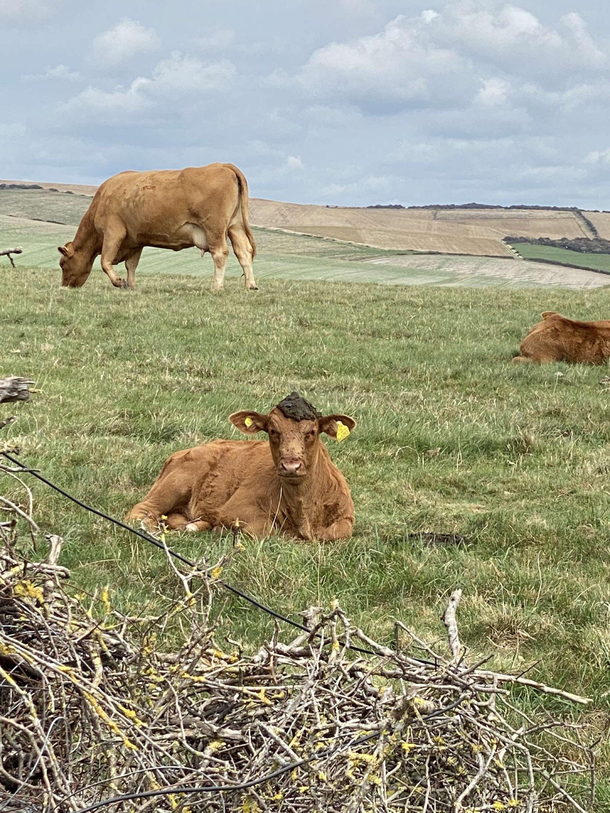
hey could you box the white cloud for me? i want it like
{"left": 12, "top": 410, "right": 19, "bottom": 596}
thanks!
{"left": 584, "top": 148, "right": 610, "bottom": 166}
{"left": 195, "top": 28, "right": 235, "bottom": 52}
{"left": 300, "top": 12, "right": 470, "bottom": 108}
{"left": 476, "top": 77, "right": 511, "bottom": 106}
{"left": 296, "top": 3, "right": 610, "bottom": 114}
{"left": 0, "top": 0, "right": 60, "bottom": 22}
{"left": 151, "top": 53, "right": 236, "bottom": 94}
{"left": 439, "top": 3, "right": 608, "bottom": 77}
{"left": 23, "top": 64, "right": 80, "bottom": 82}
{"left": 91, "top": 19, "right": 161, "bottom": 68}
{"left": 62, "top": 53, "right": 236, "bottom": 123}
{"left": 286, "top": 155, "right": 304, "bottom": 170}
{"left": 63, "top": 78, "right": 153, "bottom": 120}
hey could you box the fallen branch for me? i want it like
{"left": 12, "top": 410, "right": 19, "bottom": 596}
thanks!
{"left": 0, "top": 247, "right": 23, "bottom": 268}
{"left": 442, "top": 587, "right": 463, "bottom": 662}
{"left": 0, "top": 377, "right": 33, "bottom": 404}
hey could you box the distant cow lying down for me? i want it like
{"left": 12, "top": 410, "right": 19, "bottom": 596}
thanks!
{"left": 128, "top": 393, "right": 356, "bottom": 541}
{"left": 514, "top": 312, "right": 610, "bottom": 365}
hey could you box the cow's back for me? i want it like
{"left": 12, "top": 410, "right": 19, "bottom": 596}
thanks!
{"left": 92, "top": 164, "right": 241, "bottom": 237}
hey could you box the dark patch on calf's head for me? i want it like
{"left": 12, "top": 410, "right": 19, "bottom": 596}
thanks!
{"left": 275, "top": 391, "right": 322, "bottom": 422}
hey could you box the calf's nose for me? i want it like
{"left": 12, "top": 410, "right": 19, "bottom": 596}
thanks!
{"left": 280, "top": 458, "right": 303, "bottom": 475}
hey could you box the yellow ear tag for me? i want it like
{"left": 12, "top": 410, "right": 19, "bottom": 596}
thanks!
{"left": 336, "top": 421, "right": 350, "bottom": 442}
{"left": 244, "top": 417, "right": 254, "bottom": 428}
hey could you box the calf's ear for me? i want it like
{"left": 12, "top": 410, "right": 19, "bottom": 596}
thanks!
{"left": 229, "top": 411, "right": 269, "bottom": 434}
{"left": 318, "top": 414, "right": 357, "bottom": 441}
{"left": 58, "top": 243, "right": 75, "bottom": 258}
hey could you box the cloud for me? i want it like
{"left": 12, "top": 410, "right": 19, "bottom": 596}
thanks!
{"left": 150, "top": 53, "right": 236, "bottom": 94}
{"left": 91, "top": 19, "right": 161, "bottom": 68}
{"left": 438, "top": 3, "right": 608, "bottom": 76}
{"left": 195, "top": 28, "right": 235, "bottom": 52}
{"left": 296, "top": 3, "right": 610, "bottom": 114}
{"left": 300, "top": 12, "right": 471, "bottom": 110}
{"left": 584, "top": 148, "right": 610, "bottom": 166}
{"left": 286, "top": 155, "right": 304, "bottom": 170}
{"left": 0, "top": 0, "right": 61, "bottom": 22}
{"left": 62, "top": 53, "right": 236, "bottom": 123}
{"left": 476, "top": 77, "right": 511, "bottom": 107}
{"left": 22, "top": 64, "right": 80, "bottom": 82}
{"left": 63, "top": 78, "right": 154, "bottom": 120}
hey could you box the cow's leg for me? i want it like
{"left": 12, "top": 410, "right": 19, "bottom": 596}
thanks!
{"left": 316, "top": 517, "right": 354, "bottom": 541}
{"left": 127, "top": 452, "right": 195, "bottom": 529}
{"left": 208, "top": 235, "right": 230, "bottom": 292}
{"left": 164, "top": 512, "right": 212, "bottom": 532}
{"left": 100, "top": 225, "right": 128, "bottom": 288}
{"left": 185, "top": 520, "right": 212, "bottom": 532}
{"left": 228, "top": 225, "right": 257, "bottom": 290}
{"left": 124, "top": 248, "right": 142, "bottom": 290}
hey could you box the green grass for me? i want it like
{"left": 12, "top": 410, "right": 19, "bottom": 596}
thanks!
{"left": 513, "top": 241, "right": 610, "bottom": 273}
{"left": 3, "top": 271, "right": 610, "bottom": 732}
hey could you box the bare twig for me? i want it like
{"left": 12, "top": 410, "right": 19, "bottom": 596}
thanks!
{"left": 442, "top": 587, "right": 463, "bottom": 662}
{"left": 0, "top": 247, "right": 23, "bottom": 268}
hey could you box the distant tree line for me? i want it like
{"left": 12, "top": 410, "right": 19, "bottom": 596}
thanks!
{"left": 0, "top": 183, "right": 43, "bottom": 190}
{"left": 506, "top": 236, "right": 610, "bottom": 255}
{"left": 0, "top": 183, "right": 74, "bottom": 194}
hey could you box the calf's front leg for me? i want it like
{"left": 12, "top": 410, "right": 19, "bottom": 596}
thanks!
{"left": 315, "top": 517, "right": 354, "bottom": 542}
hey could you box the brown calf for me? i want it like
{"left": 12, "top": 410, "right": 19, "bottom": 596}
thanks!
{"left": 514, "top": 311, "right": 610, "bottom": 365}
{"left": 128, "top": 393, "right": 356, "bottom": 541}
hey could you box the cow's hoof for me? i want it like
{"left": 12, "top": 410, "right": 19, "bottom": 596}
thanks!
{"left": 121, "top": 279, "right": 132, "bottom": 290}
{"left": 185, "top": 522, "right": 200, "bottom": 532}
{"left": 247, "top": 285, "right": 259, "bottom": 291}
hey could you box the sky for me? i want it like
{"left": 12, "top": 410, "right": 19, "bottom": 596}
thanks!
{"left": 2, "top": 0, "right": 610, "bottom": 208}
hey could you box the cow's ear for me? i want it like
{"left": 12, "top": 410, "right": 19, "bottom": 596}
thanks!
{"left": 229, "top": 411, "right": 269, "bottom": 435}
{"left": 58, "top": 243, "right": 74, "bottom": 258}
{"left": 318, "top": 414, "right": 356, "bottom": 441}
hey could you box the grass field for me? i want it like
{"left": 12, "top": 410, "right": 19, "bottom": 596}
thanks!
{"left": 2, "top": 268, "right": 610, "bottom": 803}
{"left": 512, "top": 242, "right": 610, "bottom": 274}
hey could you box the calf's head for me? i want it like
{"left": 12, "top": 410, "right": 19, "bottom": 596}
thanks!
{"left": 58, "top": 243, "right": 94, "bottom": 288}
{"left": 230, "top": 392, "right": 356, "bottom": 481}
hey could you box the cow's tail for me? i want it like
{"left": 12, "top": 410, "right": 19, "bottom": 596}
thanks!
{"left": 224, "top": 163, "right": 257, "bottom": 258}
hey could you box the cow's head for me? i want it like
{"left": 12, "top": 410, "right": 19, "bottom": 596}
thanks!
{"left": 58, "top": 242, "right": 94, "bottom": 287}
{"left": 230, "top": 392, "right": 356, "bottom": 481}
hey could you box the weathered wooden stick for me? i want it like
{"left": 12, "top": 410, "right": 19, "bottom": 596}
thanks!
{"left": 474, "top": 669, "right": 592, "bottom": 706}
{"left": 0, "top": 247, "right": 23, "bottom": 268}
{"left": 443, "top": 588, "right": 463, "bottom": 662}
{"left": 0, "top": 376, "right": 33, "bottom": 403}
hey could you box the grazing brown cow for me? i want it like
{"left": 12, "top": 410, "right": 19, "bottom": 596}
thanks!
{"left": 58, "top": 162, "right": 257, "bottom": 291}
{"left": 514, "top": 311, "right": 610, "bottom": 364}
{"left": 128, "top": 393, "right": 357, "bottom": 541}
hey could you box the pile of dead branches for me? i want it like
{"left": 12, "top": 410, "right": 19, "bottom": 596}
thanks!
{"left": 0, "top": 470, "right": 595, "bottom": 812}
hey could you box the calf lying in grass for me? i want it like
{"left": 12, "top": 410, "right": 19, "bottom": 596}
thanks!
{"left": 514, "top": 311, "right": 610, "bottom": 364}
{"left": 128, "top": 392, "right": 356, "bottom": 541}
